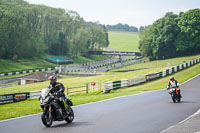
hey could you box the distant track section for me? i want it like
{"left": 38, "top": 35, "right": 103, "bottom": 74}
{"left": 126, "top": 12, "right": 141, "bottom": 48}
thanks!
{"left": 88, "top": 51, "right": 142, "bottom": 56}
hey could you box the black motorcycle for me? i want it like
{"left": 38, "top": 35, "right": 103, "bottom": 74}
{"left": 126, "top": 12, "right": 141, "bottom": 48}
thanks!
{"left": 167, "top": 87, "right": 181, "bottom": 103}
{"left": 39, "top": 88, "right": 74, "bottom": 127}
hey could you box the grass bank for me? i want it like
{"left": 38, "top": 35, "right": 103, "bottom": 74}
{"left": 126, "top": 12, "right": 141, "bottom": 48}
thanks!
{"left": 108, "top": 31, "right": 139, "bottom": 52}
{"left": 0, "top": 59, "right": 55, "bottom": 73}
{"left": 73, "top": 55, "right": 111, "bottom": 64}
{"left": 0, "top": 63, "right": 199, "bottom": 120}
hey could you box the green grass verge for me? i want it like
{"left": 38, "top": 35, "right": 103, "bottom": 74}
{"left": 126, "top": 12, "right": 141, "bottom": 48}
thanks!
{"left": 0, "top": 59, "right": 55, "bottom": 73}
{"left": 108, "top": 31, "right": 139, "bottom": 52}
{"left": 73, "top": 56, "right": 94, "bottom": 64}
{"left": 111, "top": 54, "right": 200, "bottom": 72}
{"left": 73, "top": 55, "right": 111, "bottom": 64}
{"left": 0, "top": 82, "right": 17, "bottom": 87}
{"left": 0, "top": 63, "right": 199, "bottom": 120}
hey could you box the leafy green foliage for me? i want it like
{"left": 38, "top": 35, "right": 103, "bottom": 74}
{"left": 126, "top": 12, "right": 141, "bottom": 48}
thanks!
{"left": 107, "top": 23, "right": 138, "bottom": 32}
{"left": 0, "top": 0, "right": 109, "bottom": 59}
{"left": 139, "top": 9, "right": 200, "bottom": 60}
{"left": 139, "top": 12, "right": 179, "bottom": 60}
{"left": 175, "top": 9, "right": 200, "bottom": 55}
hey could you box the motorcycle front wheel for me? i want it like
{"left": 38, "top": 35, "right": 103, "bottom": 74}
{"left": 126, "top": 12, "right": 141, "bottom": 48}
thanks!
{"left": 41, "top": 111, "right": 53, "bottom": 127}
{"left": 171, "top": 94, "right": 176, "bottom": 103}
{"left": 65, "top": 106, "right": 74, "bottom": 123}
{"left": 178, "top": 97, "right": 181, "bottom": 102}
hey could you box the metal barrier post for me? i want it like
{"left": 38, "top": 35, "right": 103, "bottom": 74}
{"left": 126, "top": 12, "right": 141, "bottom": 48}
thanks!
{"left": 67, "top": 87, "right": 69, "bottom": 95}
{"left": 86, "top": 83, "right": 89, "bottom": 93}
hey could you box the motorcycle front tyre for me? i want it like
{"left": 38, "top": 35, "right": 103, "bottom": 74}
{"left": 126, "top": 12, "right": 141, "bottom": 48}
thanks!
{"left": 41, "top": 111, "right": 53, "bottom": 127}
{"left": 65, "top": 106, "right": 74, "bottom": 123}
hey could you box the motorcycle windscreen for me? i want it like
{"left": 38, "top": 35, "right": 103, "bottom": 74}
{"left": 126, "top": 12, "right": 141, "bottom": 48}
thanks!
{"left": 41, "top": 88, "right": 50, "bottom": 98}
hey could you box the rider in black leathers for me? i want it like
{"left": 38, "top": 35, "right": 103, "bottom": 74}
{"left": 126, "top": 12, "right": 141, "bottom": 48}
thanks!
{"left": 48, "top": 75, "right": 67, "bottom": 115}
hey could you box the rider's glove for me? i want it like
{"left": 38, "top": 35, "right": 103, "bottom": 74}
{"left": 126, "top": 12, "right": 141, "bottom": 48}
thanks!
{"left": 48, "top": 85, "right": 52, "bottom": 89}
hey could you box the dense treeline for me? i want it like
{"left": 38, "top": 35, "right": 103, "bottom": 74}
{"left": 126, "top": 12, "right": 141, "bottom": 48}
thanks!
{"left": 139, "top": 9, "right": 200, "bottom": 60}
{"left": 138, "top": 25, "right": 151, "bottom": 31}
{"left": 107, "top": 23, "right": 138, "bottom": 32}
{"left": 0, "top": 0, "right": 109, "bottom": 59}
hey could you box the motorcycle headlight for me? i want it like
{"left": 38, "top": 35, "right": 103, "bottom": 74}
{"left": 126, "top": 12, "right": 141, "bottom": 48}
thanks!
{"left": 43, "top": 97, "right": 50, "bottom": 104}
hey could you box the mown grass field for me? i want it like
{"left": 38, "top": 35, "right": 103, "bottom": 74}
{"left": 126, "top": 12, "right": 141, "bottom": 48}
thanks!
{"left": 73, "top": 55, "right": 111, "bottom": 64}
{"left": 0, "top": 59, "right": 55, "bottom": 73}
{"left": 108, "top": 31, "right": 139, "bottom": 52}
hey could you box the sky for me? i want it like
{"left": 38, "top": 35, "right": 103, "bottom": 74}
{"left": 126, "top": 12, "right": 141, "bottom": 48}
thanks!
{"left": 24, "top": 0, "right": 200, "bottom": 28}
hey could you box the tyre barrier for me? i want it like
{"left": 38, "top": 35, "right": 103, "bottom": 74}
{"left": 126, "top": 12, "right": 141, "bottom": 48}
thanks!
{"left": 0, "top": 67, "right": 55, "bottom": 77}
{"left": 104, "top": 58, "right": 200, "bottom": 93}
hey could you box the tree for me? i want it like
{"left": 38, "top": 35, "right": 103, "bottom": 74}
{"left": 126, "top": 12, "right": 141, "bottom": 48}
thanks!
{"left": 102, "top": 25, "right": 109, "bottom": 47}
{"left": 70, "top": 28, "right": 89, "bottom": 58}
{"left": 139, "top": 12, "right": 179, "bottom": 60}
{"left": 88, "top": 24, "right": 107, "bottom": 50}
{"left": 0, "top": 0, "right": 109, "bottom": 59}
{"left": 139, "top": 26, "right": 144, "bottom": 31}
{"left": 106, "top": 23, "right": 138, "bottom": 32}
{"left": 175, "top": 8, "right": 200, "bottom": 55}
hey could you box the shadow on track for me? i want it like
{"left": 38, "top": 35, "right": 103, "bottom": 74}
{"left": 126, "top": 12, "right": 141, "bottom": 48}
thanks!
{"left": 168, "top": 100, "right": 196, "bottom": 104}
{"left": 50, "top": 121, "right": 92, "bottom": 128}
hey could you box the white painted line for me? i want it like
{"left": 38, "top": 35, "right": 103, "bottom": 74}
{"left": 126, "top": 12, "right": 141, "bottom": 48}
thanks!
{"left": 0, "top": 113, "right": 41, "bottom": 123}
{"left": 161, "top": 109, "right": 200, "bottom": 133}
{"left": 73, "top": 90, "right": 161, "bottom": 108}
{"left": 180, "top": 74, "right": 200, "bottom": 85}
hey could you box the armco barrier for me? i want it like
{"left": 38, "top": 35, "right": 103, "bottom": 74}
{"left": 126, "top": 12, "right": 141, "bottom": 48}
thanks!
{"left": 29, "top": 91, "right": 41, "bottom": 99}
{"left": 121, "top": 79, "right": 129, "bottom": 88}
{"left": 104, "top": 81, "right": 114, "bottom": 93}
{"left": 104, "top": 80, "right": 125, "bottom": 93}
{"left": 113, "top": 80, "right": 121, "bottom": 90}
{"left": 104, "top": 58, "right": 200, "bottom": 93}
{"left": 128, "top": 76, "right": 146, "bottom": 86}
{"left": 146, "top": 73, "right": 159, "bottom": 81}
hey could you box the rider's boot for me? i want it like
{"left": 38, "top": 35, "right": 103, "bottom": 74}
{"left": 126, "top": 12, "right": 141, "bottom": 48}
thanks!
{"left": 178, "top": 90, "right": 182, "bottom": 98}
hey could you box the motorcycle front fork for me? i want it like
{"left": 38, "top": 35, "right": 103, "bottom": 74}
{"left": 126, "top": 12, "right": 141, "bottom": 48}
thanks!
{"left": 44, "top": 105, "right": 52, "bottom": 118}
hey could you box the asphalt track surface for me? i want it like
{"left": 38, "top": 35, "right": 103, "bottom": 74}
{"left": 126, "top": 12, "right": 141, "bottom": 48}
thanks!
{"left": 0, "top": 75, "right": 200, "bottom": 133}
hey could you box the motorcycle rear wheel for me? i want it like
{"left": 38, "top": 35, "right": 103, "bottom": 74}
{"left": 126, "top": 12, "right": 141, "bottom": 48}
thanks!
{"left": 41, "top": 111, "right": 53, "bottom": 127}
